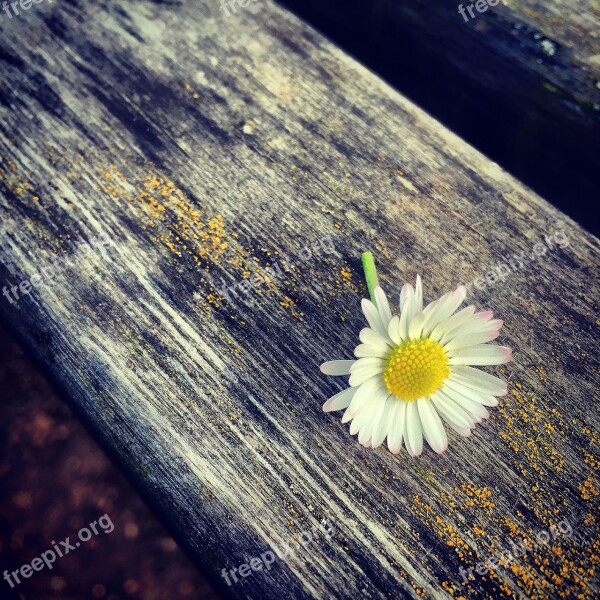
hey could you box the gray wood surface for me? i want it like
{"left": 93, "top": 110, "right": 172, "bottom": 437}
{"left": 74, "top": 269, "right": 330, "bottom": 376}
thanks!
{"left": 0, "top": 1, "right": 598, "bottom": 598}
{"left": 280, "top": 0, "right": 600, "bottom": 234}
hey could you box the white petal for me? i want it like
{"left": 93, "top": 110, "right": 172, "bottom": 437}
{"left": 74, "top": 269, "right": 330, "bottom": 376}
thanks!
{"left": 398, "top": 302, "right": 411, "bottom": 340}
{"left": 444, "top": 379, "right": 498, "bottom": 407}
{"left": 450, "top": 366, "right": 508, "bottom": 396}
{"left": 387, "top": 316, "right": 402, "bottom": 345}
{"left": 398, "top": 283, "right": 417, "bottom": 339}
{"left": 354, "top": 343, "right": 389, "bottom": 359}
{"left": 418, "top": 299, "right": 440, "bottom": 337}
{"left": 374, "top": 286, "right": 393, "bottom": 327}
{"left": 408, "top": 312, "right": 426, "bottom": 340}
{"left": 438, "top": 387, "right": 489, "bottom": 421}
{"left": 430, "top": 305, "right": 476, "bottom": 342}
{"left": 359, "top": 327, "right": 392, "bottom": 349}
{"left": 444, "top": 311, "right": 494, "bottom": 339}
{"left": 350, "top": 391, "right": 387, "bottom": 446}
{"left": 443, "top": 421, "right": 471, "bottom": 437}
{"left": 361, "top": 299, "right": 389, "bottom": 339}
{"left": 449, "top": 345, "right": 512, "bottom": 366}
{"left": 323, "top": 387, "right": 357, "bottom": 412}
{"left": 422, "top": 286, "right": 467, "bottom": 336}
{"left": 444, "top": 329, "right": 501, "bottom": 352}
{"left": 349, "top": 357, "right": 386, "bottom": 386}
{"left": 422, "top": 299, "right": 439, "bottom": 317}
{"left": 431, "top": 395, "right": 473, "bottom": 436}
{"left": 399, "top": 284, "right": 418, "bottom": 335}
{"left": 350, "top": 357, "right": 386, "bottom": 372}
{"left": 414, "top": 275, "right": 423, "bottom": 313}
{"left": 350, "top": 403, "right": 372, "bottom": 436}
{"left": 406, "top": 402, "right": 423, "bottom": 456}
{"left": 455, "top": 426, "right": 471, "bottom": 437}
{"left": 348, "top": 367, "right": 381, "bottom": 387}
{"left": 371, "top": 394, "right": 396, "bottom": 448}
{"left": 404, "top": 426, "right": 418, "bottom": 456}
{"left": 341, "top": 408, "right": 354, "bottom": 423}
{"left": 358, "top": 416, "right": 373, "bottom": 446}
{"left": 417, "top": 398, "right": 448, "bottom": 454}
{"left": 431, "top": 392, "right": 475, "bottom": 428}
{"left": 467, "top": 318, "right": 504, "bottom": 336}
{"left": 349, "top": 377, "right": 387, "bottom": 416}
{"left": 359, "top": 394, "right": 389, "bottom": 448}
{"left": 320, "top": 360, "right": 355, "bottom": 376}
{"left": 399, "top": 283, "right": 413, "bottom": 312}
{"left": 387, "top": 400, "right": 407, "bottom": 454}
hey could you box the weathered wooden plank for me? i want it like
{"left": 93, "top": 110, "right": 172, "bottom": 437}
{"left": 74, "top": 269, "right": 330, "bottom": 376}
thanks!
{"left": 0, "top": 1, "right": 598, "bottom": 599}
{"left": 280, "top": 0, "right": 600, "bottom": 235}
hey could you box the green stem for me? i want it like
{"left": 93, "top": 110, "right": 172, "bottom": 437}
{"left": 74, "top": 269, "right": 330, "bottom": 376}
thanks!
{"left": 361, "top": 252, "right": 379, "bottom": 304}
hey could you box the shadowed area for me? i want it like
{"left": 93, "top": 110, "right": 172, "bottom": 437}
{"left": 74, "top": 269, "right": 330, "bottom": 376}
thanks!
{"left": 0, "top": 324, "right": 221, "bottom": 600}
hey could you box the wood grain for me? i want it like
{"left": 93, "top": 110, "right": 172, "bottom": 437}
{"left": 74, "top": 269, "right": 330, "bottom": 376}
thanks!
{"left": 0, "top": 1, "right": 598, "bottom": 598}
{"left": 280, "top": 0, "right": 600, "bottom": 235}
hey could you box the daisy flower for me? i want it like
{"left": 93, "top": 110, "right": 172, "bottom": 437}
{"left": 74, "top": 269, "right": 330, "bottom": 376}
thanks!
{"left": 320, "top": 253, "right": 512, "bottom": 456}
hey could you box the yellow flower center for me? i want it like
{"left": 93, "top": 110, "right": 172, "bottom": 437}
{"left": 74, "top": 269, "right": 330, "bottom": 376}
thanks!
{"left": 383, "top": 339, "right": 450, "bottom": 402}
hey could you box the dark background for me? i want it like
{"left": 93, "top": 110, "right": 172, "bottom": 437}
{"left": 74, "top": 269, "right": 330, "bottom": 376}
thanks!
{"left": 0, "top": 323, "right": 220, "bottom": 600}
{"left": 280, "top": 0, "right": 600, "bottom": 236}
